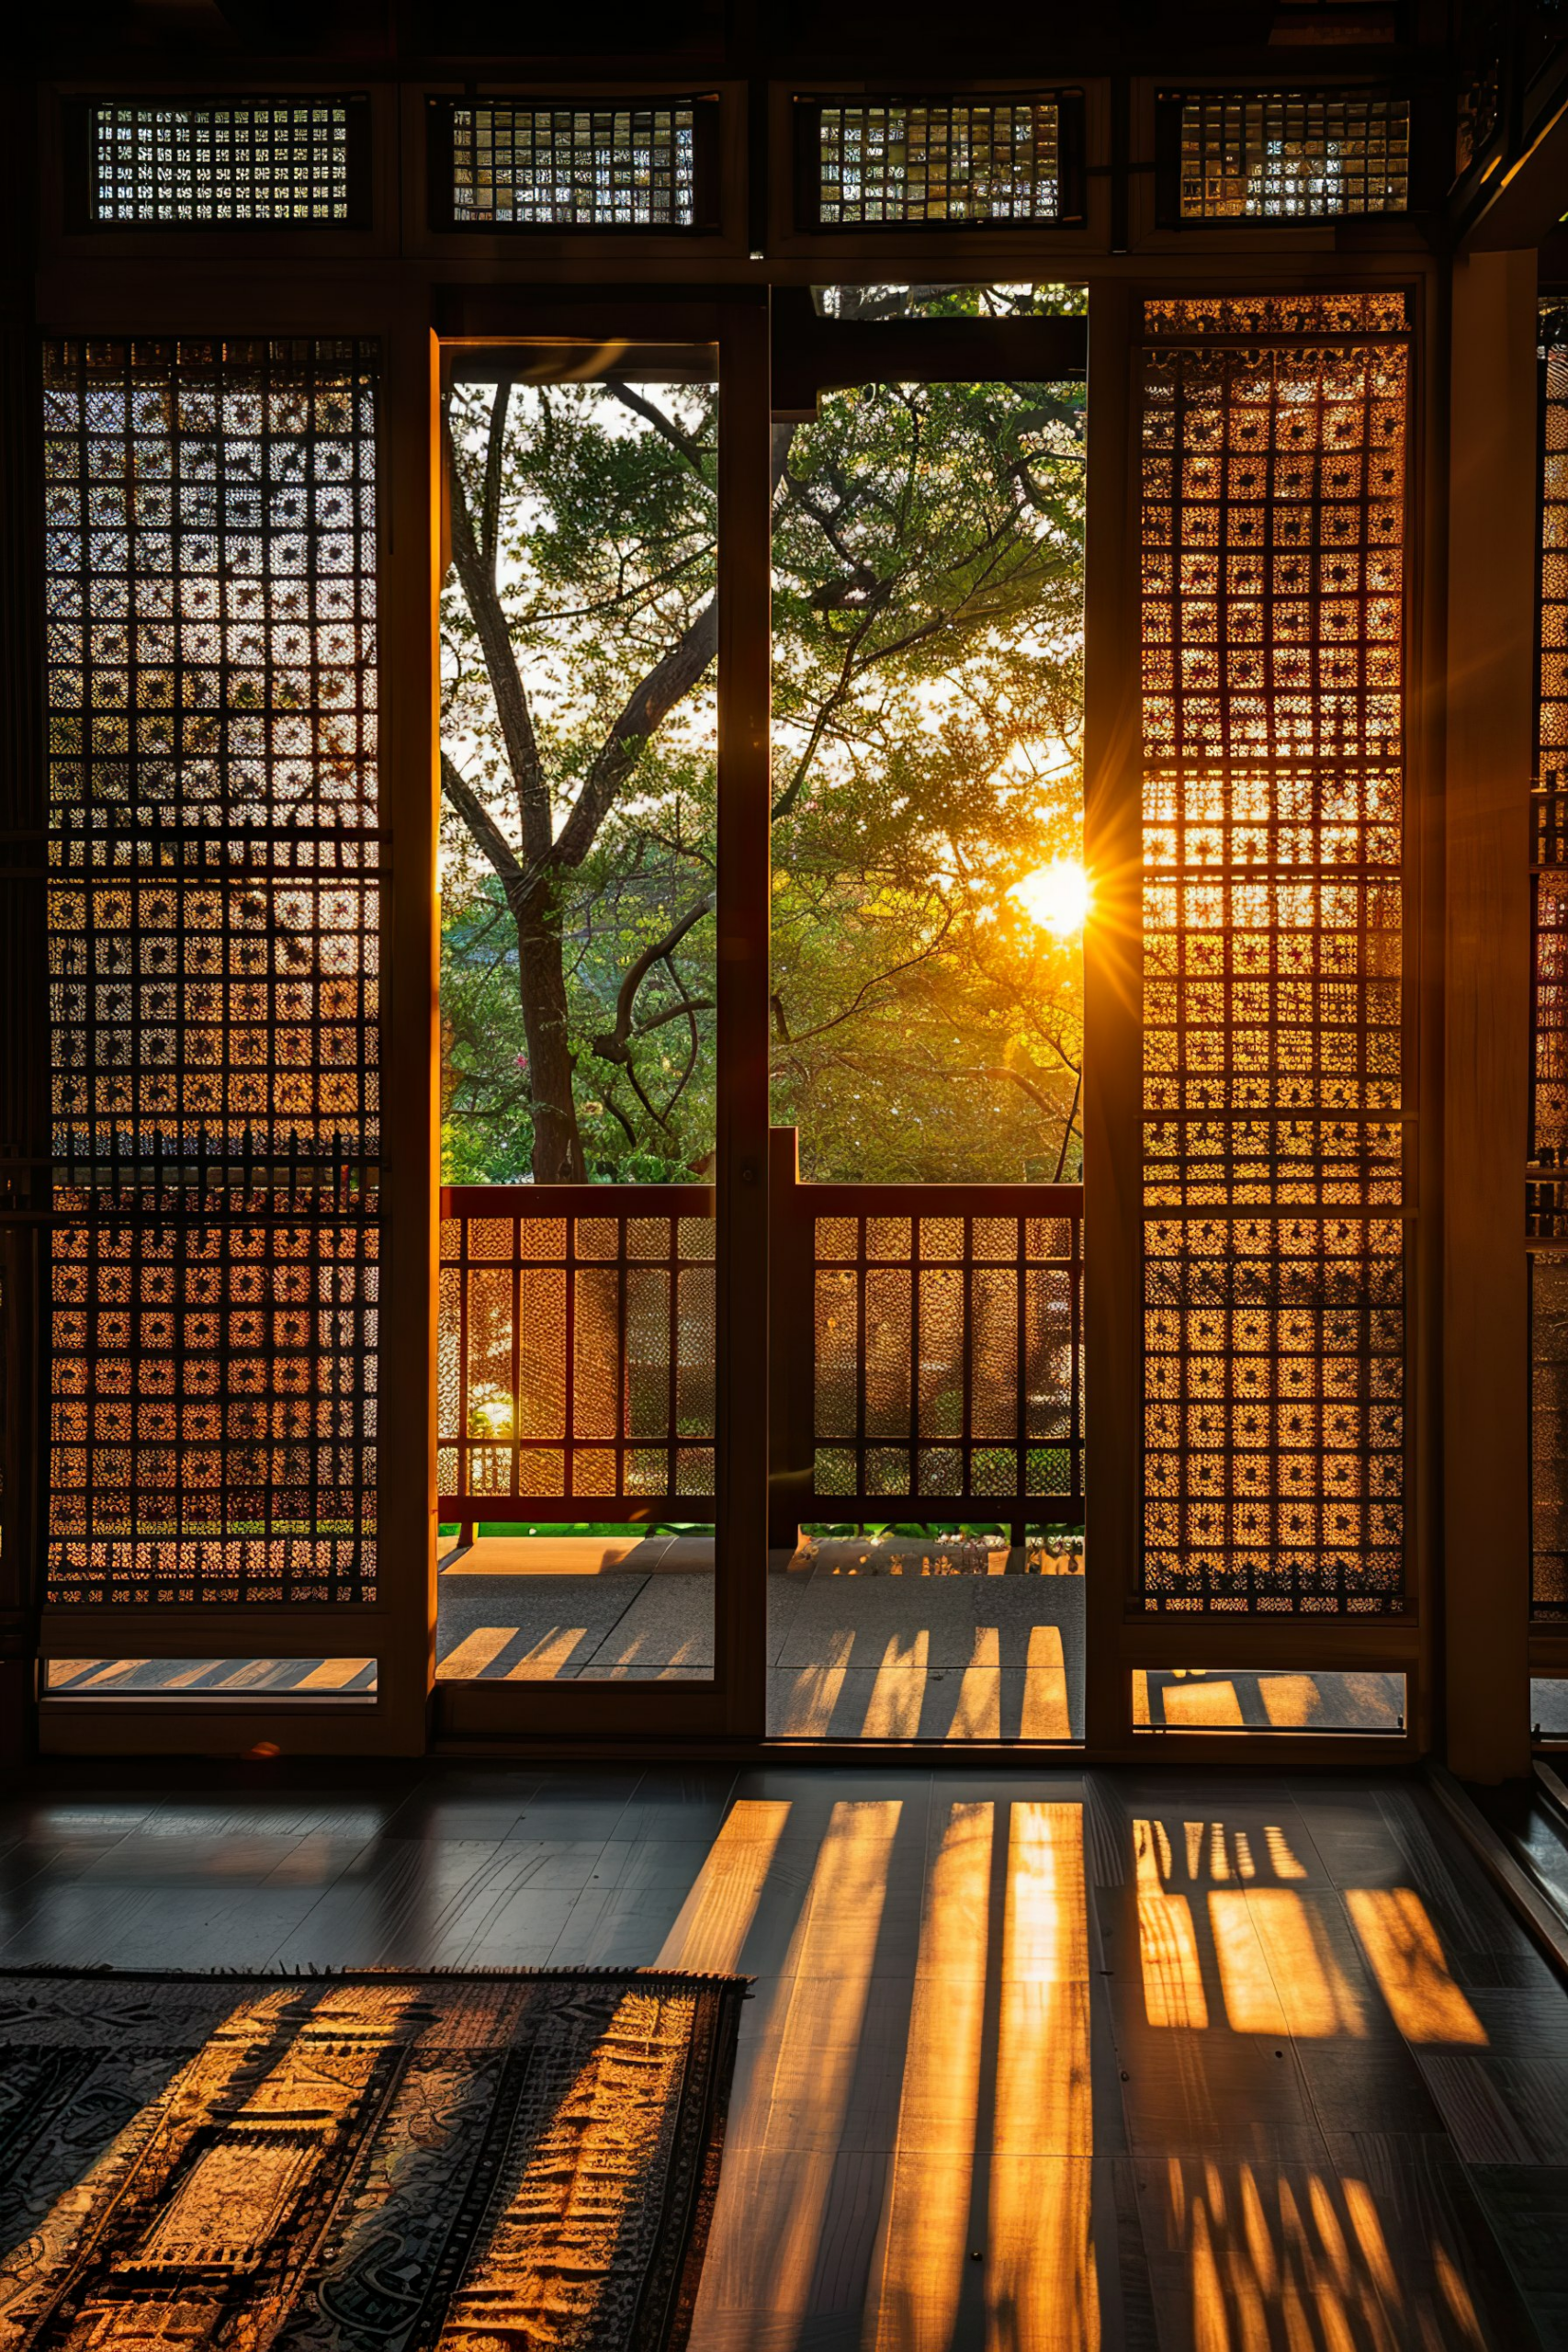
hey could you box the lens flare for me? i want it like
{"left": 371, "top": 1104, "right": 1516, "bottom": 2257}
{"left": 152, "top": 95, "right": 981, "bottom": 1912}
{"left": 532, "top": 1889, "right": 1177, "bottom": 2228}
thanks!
{"left": 1010, "top": 857, "right": 1091, "bottom": 936}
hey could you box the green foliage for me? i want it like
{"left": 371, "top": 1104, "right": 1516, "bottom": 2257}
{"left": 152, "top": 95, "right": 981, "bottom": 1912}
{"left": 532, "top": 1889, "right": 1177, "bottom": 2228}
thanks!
{"left": 440, "top": 299, "right": 1086, "bottom": 1184}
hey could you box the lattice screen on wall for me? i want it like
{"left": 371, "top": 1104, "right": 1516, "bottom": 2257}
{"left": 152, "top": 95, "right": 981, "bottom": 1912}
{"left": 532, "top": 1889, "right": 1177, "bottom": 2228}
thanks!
{"left": 42, "top": 339, "right": 381, "bottom": 1606}
{"left": 440, "top": 101, "right": 708, "bottom": 228}
{"left": 1531, "top": 301, "right": 1568, "bottom": 1619}
{"left": 1139, "top": 293, "right": 1410, "bottom": 1614}
{"left": 1162, "top": 90, "right": 1411, "bottom": 221}
{"left": 75, "top": 100, "right": 367, "bottom": 226}
{"left": 808, "top": 96, "right": 1070, "bottom": 226}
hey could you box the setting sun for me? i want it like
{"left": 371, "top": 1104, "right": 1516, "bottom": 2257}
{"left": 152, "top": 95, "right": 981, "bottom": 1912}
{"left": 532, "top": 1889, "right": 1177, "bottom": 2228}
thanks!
{"left": 1010, "top": 858, "right": 1091, "bottom": 937}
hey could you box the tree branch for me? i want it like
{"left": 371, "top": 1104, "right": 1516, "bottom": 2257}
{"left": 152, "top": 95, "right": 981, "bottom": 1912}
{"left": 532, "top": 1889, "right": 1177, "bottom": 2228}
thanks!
{"left": 552, "top": 602, "right": 720, "bottom": 869}
{"left": 590, "top": 889, "right": 716, "bottom": 1060}
{"left": 443, "top": 392, "right": 554, "bottom": 865}
{"left": 604, "top": 381, "right": 715, "bottom": 482}
{"left": 480, "top": 380, "right": 512, "bottom": 570}
{"left": 1053, "top": 1069, "right": 1082, "bottom": 1182}
{"left": 440, "top": 751, "right": 522, "bottom": 886}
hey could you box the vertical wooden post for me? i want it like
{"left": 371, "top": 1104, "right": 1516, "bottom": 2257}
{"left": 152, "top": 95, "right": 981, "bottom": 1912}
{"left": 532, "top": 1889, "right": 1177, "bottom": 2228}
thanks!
{"left": 377, "top": 303, "right": 441, "bottom": 1752}
{"left": 767, "top": 1125, "right": 808, "bottom": 1553}
{"left": 1082, "top": 280, "right": 1142, "bottom": 1752}
{"left": 716, "top": 296, "right": 772, "bottom": 1736}
{"left": 1443, "top": 249, "right": 1538, "bottom": 1781}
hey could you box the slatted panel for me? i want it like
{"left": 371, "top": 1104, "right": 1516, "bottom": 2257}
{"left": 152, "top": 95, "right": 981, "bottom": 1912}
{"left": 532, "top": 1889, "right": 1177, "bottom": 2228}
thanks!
{"left": 80, "top": 99, "right": 364, "bottom": 226}
{"left": 1166, "top": 89, "right": 1410, "bottom": 221}
{"left": 1139, "top": 293, "right": 1410, "bottom": 1616}
{"left": 1532, "top": 303, "right": 1568, "bottom": 1618}
{"left": 812, "top": 97, "right": 1065, "bottom": 226}
{"left": 437, "top": 1189, "right": 716, "bottom": 1516}
{"left": 42, "top": 339, "right": 381, "bottom": 1607}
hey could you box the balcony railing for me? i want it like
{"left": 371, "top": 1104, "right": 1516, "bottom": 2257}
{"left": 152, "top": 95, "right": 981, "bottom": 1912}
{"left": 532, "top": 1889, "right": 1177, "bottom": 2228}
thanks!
{"left": 438, "top": 1135, "right": 1084, "bottom": 1535}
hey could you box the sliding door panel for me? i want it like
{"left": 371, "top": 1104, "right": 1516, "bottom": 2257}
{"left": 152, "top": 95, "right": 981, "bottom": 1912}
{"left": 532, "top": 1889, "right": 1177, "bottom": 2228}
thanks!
{"left": 1137, "top": 294, "right": 1412, "bottom": 1620}
{"left": 39, "top": 339, "right": 384, "bottom": 1697}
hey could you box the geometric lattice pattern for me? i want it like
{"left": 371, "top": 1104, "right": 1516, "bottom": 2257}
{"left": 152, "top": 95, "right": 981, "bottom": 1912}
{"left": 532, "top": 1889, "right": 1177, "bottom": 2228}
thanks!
{"left": 48, "top": 1193, "right": 378, "bottom": 1606}
{"left": 1144, "top": 1216, "right": 1404, "bottom": 1611}
{"left": 1539, "top": 306, "right": 1568, "bottom": 788}
{"left": 85, "top": 101, "right": 360, "bottom": 224}
{"left": 438, "top": 1193, "right": 716, "bottom": 1513}
{"left": 1140, "top": 295, "right": 1409, "bottom": 1612}
{"left": 814, "top": 99, "right": 1064, "bottom": 225}
{"left": 1533, "top": 305, "right": 1568, "bottom": 1200}
{"left": 1532, "top": 1258, "right": 1568, "bottom": 1621}
{"left": 1169, "top": 90, "right": 1410, "bottom": 220}
{"left": 1529, "top": 786, "right": 1568, "bottom": 1217}
{"left": 446, "top": 104, "right": 700, "bottom": 227}
{"left": 42, "top": 339, "right": 380, "bottom": 1605}
{"left": 1534, "top": 306, "right": 1568, "bottom": 1615}
{"left": 811, "top": 1205, "right": 1083, "bottom": 1511}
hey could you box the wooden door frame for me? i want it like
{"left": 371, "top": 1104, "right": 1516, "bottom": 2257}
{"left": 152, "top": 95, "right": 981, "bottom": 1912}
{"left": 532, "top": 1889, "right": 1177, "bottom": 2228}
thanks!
{"left": 429, "top": 291, "right": 773, "bottom": 1747}
{"left": 8, "top": 107, "right": 1506, "bottom": 1761}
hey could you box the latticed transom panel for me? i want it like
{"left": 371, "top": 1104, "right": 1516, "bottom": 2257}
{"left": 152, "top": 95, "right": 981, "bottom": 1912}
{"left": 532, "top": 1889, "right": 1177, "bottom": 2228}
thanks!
{"left": 1139, "top": 294, "right": 1409, "bottom": 1614}
{"left": 438, "top": 1199, "right": 716, "bottom": 1510}
{"left": 82, "top": 100, "right": 361, "bottom": 225}
{"left": 813, "top": 99, "right": 1064, "bottom": 225}
{"left": 41, "top": 340, "right": 381, "bottom": 1607}
{"left": 446, "top": 104, "right": 700, "bottom": 226}
{"left": 811, "top": 1211, "right": 1083, "bottom": 1510}
{"left": 1168, "top": 89, "right": 1410, "bottom": 220}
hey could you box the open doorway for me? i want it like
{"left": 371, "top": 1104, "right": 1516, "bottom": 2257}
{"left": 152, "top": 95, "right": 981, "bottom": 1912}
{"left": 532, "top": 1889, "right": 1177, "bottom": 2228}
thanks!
{"left": 764, "top": 285, "right": 1089, "bottom": 1739}
{"left": 435, "top": 344, "right": 723, "bottom": 1688}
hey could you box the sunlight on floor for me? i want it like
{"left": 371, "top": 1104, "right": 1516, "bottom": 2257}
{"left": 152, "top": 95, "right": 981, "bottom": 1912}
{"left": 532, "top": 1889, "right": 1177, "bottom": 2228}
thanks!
{"left": 675, "top": 1790, "right": 1510, "bottom": 2350}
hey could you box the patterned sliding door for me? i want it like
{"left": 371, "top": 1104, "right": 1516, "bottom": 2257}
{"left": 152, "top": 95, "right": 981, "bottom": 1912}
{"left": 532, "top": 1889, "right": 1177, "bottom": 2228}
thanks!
{"left": 41, "top": 339, "right": 382, "bottom": 1620}
{"left": 1137, "top": 294, "right": 1411, "bottom": 1618}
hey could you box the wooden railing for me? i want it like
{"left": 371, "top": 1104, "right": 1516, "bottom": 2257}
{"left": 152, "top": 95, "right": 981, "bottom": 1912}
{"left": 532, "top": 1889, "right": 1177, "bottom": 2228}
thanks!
{"left": 438, "top": 1133, "right": 1084, "bottom": 1535}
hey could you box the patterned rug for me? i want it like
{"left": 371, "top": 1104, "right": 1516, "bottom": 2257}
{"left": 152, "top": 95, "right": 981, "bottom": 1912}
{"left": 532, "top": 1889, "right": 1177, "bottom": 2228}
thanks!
{"left": 0, "top": 1967, "right": 745, "bottom": 2350}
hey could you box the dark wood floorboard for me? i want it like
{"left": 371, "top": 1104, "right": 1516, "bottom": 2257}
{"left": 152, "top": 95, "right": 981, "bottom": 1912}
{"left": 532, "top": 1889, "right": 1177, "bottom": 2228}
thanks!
{"left": 0, "top": 1761, "right": 1563, "bottom": 2347}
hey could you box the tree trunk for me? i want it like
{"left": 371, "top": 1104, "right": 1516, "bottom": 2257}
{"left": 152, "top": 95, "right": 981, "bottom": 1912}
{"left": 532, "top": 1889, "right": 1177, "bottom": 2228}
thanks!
{"left": 511, "top": 880, "right": 586, "bottom": 1182}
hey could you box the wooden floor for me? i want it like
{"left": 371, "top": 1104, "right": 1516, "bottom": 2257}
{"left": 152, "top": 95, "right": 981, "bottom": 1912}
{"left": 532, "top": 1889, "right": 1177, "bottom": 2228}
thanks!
{"left": 1, "top": 1760, "right": 1564, "bottom": 2349}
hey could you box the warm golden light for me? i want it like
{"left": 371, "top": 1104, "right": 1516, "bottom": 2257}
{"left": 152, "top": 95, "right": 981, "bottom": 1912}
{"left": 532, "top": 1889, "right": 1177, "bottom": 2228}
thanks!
{"left": 1010, "top": 856, "right": 1091, "bottom": 936}
{"left": 1347, "top": 1888, "right": 1488, "bottom": 2045}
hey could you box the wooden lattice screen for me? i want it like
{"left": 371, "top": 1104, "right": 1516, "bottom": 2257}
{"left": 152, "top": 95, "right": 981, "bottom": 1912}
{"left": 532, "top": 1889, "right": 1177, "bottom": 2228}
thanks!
{"left": 41, "top": 338, "right": 382, "bottom": 1607}
{"left": 1138, "top": 293, "right": 1410, "bottom": 1615}
{"left": 1531, "top": 300, "right": 1568, "bottom": 1621}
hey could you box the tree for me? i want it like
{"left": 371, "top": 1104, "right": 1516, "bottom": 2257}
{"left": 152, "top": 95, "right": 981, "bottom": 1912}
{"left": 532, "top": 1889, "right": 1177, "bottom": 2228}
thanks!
{"left": 439, "top": 295, "right": 1085, "bottom": 1186}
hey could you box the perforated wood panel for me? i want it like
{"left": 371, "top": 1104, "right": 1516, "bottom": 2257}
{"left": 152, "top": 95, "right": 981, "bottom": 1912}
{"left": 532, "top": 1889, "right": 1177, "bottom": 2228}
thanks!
{"left": 438, "top": 1191, "right": 716, "bottom": 1514}
{"left": 75, "top": 99, "right": 365, "bottom": 226}
{"left": 42, "top": 340, "right": 381, "bottom": 1606}
{"left": 1139, "top": 294, "right": 1409, "bottom": 1615}
{"left": 1164, "top": 90, "right": 1410, "bottom": 221}
{"left": 810, "top": 97, "right": 1066, "bottom": 226}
